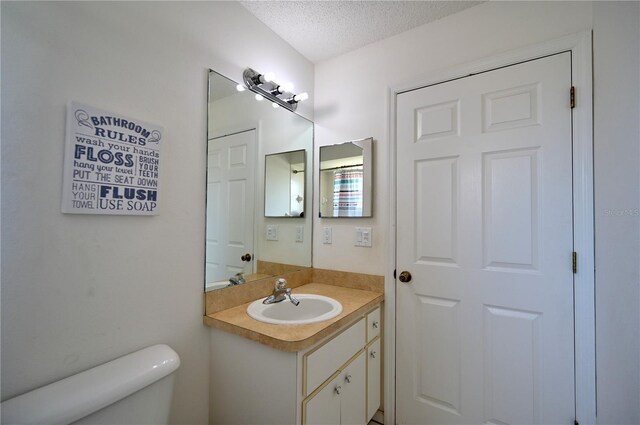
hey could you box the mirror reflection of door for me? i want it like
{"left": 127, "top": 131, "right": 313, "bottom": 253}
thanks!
{"left": 205, "top": 129, "right": 256, "bottom": 291}
{"left": 265, "top": 149, "right": 305, "bottom": 217}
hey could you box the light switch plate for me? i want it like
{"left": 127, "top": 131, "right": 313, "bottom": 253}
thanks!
{"left": 323, "top": 227, "right": 332, "bottom": 244}
{"left": 295, "top": 226, "right": 304, "bottom": 243}
{"left": 266, "top": 225, "right": 278, "bottom": 241}
{"left": 355, "top": 227, "right": 372, "bottom": 247}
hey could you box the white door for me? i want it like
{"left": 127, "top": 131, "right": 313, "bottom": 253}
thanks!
{"left": 396, "top": 53, "right": 575, "bottom": 424}
{"left": 206, "top": 129, "right": 256, "bottom": 283}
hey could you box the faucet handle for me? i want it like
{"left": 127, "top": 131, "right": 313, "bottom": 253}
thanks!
{"left": 275, "top": 278, "right": 287, "bottom": 290}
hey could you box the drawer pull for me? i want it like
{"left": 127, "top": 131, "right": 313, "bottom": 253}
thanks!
{"left": 345, "top": 374, "right": 352, "bottom": 384}
{"left": 370, "top": 350, "right": 377, "bottom": 359}
{"left": 334, "top": 385, "right": 342, "bottom": 395}
{"left": 372, "top": 321, "right": 379, "bottom": 329}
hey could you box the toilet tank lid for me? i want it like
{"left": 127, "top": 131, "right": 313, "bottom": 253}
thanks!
{"left": 0, "top": 344, "right": 180, "bottom": 425}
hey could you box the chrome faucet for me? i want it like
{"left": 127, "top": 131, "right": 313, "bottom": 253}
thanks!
{"left": 263, "top": 278, "right": 300, "bottom": 306}
{"left": 228, "top": 272, "right": 246, "bottom": 286}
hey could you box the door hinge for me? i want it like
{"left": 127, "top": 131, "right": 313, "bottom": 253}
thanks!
{"left": 570, "top": 86, "right": 576, "bottom": 109}
{"left": 572, "top": 251, "right": 577, "bottom": 274}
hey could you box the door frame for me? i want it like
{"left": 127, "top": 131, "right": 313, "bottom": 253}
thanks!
{"left": 385, "top": 31, "right": 594, "bottom": 424}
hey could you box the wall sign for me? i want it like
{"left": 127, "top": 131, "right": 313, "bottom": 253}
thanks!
{"left": 62, "top": 102, "right": 163, "bottom": 215}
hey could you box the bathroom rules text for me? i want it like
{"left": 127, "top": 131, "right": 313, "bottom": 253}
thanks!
{"left": 61, "top": 102, "right": 164, "bottom": 215}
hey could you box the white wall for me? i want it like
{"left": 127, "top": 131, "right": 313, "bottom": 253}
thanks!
{"left": 1, "top": 2, "right": 313, "bottom": 423}
{"left": 314, "top": 1, "right": 640, "bottom": 422}
{"left": 593, "top": 2, "right": 640, "bottom": 422}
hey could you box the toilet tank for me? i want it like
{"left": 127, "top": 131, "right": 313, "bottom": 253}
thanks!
{"left": 1, "top": 344, "right": 180, "bottom": 425}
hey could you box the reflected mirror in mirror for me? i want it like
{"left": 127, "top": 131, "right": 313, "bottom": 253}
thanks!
{"left": 319, "top": 137, "right": 373, "bottom": 218}
{"left": 206, "top": 70, "right": 313, "bottom": 292}
{"left": 265, "top": 149, "right": 306, "bottom": 217}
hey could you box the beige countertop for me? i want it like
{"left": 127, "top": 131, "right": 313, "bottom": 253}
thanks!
{"left": 203, "top": 283, "right": 384, "bottom": 352}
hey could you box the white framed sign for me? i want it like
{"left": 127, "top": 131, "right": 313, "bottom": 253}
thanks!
{"left": 62, "top": 102, "right": 163, "bottom": 215}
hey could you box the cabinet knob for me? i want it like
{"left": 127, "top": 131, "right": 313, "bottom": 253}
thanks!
{"left": 334, "top": 385, "right": 342, "bottom": 395}
{"left": 345, "top": 374, "right": 352, "bottom": 384}
{"left": 370, "top": 350, "right": 377, "bottom": 359}
{"left": 372, "top": 321, "right": 379, "bottom": 329}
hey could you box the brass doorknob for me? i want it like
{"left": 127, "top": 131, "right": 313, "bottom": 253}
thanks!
{"left": 398, "top": 271, "right": 412, "bottom": 283}
{"left": 241, "top": 253, "right": 252, "bottom": 262}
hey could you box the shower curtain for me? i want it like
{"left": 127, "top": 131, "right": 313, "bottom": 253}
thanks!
{"left": 332, "top": 167, "right": 364, "bottom": 217}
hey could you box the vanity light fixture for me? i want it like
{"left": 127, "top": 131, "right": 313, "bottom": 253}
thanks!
{"left": 235, "top": 84, "right": 245, "bottom": 92}
{"left": 242, "top": 68, "right": 308, "bottom": 112}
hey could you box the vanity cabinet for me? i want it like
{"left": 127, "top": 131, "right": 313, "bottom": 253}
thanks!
{"left": 209, "top": 304, "right": 382, "bottom": 425}
{"left": 301, "top": 306, "right": 381, "bottom": 425}
{"left": 304, "top": 350, "right": 366, "bottom": 425}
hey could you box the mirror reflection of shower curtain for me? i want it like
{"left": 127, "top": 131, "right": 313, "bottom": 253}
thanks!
{"left": 332, "top": 167, "right": 364, "bottom": 217}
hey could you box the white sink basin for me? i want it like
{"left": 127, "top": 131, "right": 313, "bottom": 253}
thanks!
{"left": 247, "top": 294, "right": 343, "bottom": 325}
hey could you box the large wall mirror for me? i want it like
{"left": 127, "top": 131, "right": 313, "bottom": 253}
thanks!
{"left": 319, "top": 137, "right": 373, "bottom": 218}
{"left": 206, "top": 70, "right": 313, "bottom": 292}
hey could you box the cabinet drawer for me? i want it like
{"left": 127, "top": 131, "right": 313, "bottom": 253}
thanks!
{"left": 304, "top": 318, "right": 365, "bottom": 395}
{"left": 366, "top": 307, "right": 381, "bottom": 342}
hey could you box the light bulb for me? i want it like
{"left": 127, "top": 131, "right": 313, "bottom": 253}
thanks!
{"left": 272, "top": 102, "right": 280, "bottom": 109}
{"left": 236, "top": 84, "right": 245, "bottom": 92}
{"left": 279, "top": 82, "right": 294, "bottom": 93}
{"left": 294, "top": 92, "right": 309, "bottom": 102}
{"left": 255, "top": 94, "right": 264, "bottom": 101}
{"left": 262, "top": 72, "right": 275, "bottom": 83}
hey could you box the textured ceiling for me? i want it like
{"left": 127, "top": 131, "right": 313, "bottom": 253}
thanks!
{"left": 239, "top": 1, "right": 483, "bottom": 63}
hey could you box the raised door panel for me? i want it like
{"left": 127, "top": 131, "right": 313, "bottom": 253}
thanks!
{"left": 415, "top": 156, "right": 458, "bottom": 265}
{"left": 483, "top": 306, "right": 541, "bottom": 425}
{"left": 415, "top": 296, "right": 461, "bottom": 416}
{"left": 483, "top": 148, "right": 539, "bottom": 271}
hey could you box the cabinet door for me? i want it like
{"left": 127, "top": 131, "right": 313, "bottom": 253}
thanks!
{"left": 340, "top": 351, "right": 366, "bottom": 425}
{"left": 366, "top": 338, "right": 381, "bottom": 421}
{"left": 304, "top": 376, "right": 341, "bottom": 425}
{"left": 366, "top": 307, "right": 381, "bottom": 343}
